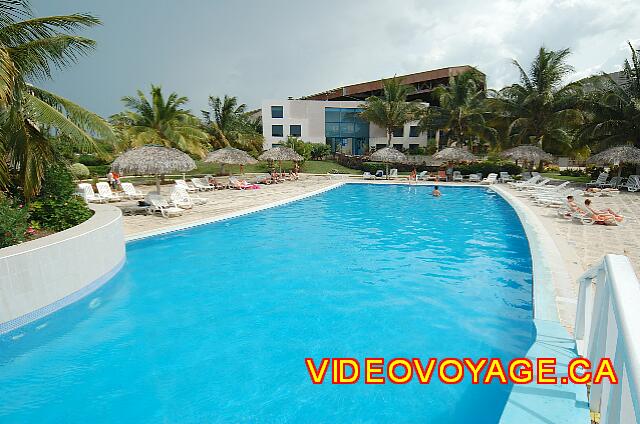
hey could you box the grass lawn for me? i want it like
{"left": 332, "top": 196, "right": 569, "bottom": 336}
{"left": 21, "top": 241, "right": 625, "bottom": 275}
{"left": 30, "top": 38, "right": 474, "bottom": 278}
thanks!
{"left": 541, "top": 172, "right": 590, "bottom": 183}
{"left": 191, "top": 160, "right": 361, "bottom": 175}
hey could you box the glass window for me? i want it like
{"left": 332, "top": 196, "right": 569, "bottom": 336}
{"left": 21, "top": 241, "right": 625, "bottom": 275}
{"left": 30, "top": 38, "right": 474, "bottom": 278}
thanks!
{"left": 290, "top": 125, "right": 301, "bottom": 137}
{"left": 271, "top": 125, "right": 283, "bottom": 137}
{"left": 271, "top": 106, "right": 283, "bottom": 118}
{"left": 409, "top": 143, "right": 419, "bottom": 150}
{"left": 340, "top": 122, "right": 355, "bottom": 135}
{"left": 354, "top": 122, "right": 369, "bottom": 138}
{"left": 392, "top": 127, "right": 404, "bottom": 137}
{"left": 325, "top": 108, "right": 341, "bottom": 123}
{"left": 341, "top": 109, "right": 358, "bottom": 122}
{"left": 393, "top": 143, "right": 404, "bottom": 150}
{"left": 376, "top": 144, "right": 387, "bottom": 150}
{"left": 325, "top": 123, "right": 340, "bottom": 138}
{"left": 409, "top": 126, "right": 420, "bottom": 137}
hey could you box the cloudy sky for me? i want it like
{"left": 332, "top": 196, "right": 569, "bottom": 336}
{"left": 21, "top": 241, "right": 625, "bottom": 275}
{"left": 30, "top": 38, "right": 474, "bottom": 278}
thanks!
{"left": 32, "top": 0, "right": 640, "bottom": 117}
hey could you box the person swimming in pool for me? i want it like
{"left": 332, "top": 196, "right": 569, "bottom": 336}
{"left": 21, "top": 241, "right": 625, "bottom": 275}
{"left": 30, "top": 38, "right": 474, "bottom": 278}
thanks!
{"left": 432, "top": 185, "right": 441, "bottom": 197}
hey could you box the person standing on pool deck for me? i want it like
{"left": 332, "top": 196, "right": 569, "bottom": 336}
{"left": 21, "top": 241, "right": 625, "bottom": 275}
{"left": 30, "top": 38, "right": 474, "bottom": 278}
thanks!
{"left": 432, "top": 185, "right": 441, "bottom": 197}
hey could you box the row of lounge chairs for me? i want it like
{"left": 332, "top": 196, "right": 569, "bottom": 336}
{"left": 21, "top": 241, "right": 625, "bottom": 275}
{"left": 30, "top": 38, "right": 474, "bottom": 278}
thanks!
{"left": 587, "top": 172, "right": 640, "bottom": 192}
{"left": 362, "top": 170, "right": 511, "bottom": 183}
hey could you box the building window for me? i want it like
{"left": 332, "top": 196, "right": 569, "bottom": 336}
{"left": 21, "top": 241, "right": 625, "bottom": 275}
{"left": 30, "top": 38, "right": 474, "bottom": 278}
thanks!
{"left": 272, "top": 125, "right": 283, "bottom": 137}
{"left": 376, "top": 144, "right": 387, "bottom": 150}
{"left": 409, "top": 144, "right": 419, "bottom": 151}
{"left": 393, "top": 143, "right": 404, "bottom": 151}
{"left": 392, "top": 127, "right": 404, "bottom": 137}
{"left": 271, "top": 106, "right": 283, "bottom": 118}
{"left": 290, "top": 125, "right": 301, "bottom": 137}
{"left": 409, "top": 126, "right": 420, "bottom": 137}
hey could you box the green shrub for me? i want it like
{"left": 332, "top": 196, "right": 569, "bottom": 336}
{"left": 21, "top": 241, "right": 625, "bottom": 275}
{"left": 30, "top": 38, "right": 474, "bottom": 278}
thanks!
{"left": 87, "top": 164, "right": 111, "bottom": 177}
{"left": 559, "top": 168, "right": 587, "bottom": 177}
{"left": 78, "top": 154, "right": 109, "bottom": 166}
{"left": 310, "top": 143, "right": 331, "bottom": 160}
{"left": 0, "top": 196, "right": 30, "bottom": 248}
{"left": 28, "top": 164, "right": 93, "bottom": 232}
{"left": 69, "top": 162, "right": 90, "bottom": 179}
{"left": 29, "top": 197, "right": 92, "bottom": 232}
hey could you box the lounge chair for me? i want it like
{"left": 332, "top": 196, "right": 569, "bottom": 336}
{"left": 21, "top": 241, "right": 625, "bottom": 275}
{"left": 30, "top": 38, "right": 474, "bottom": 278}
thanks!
{"left": 499, "top": 172, "right": 514, "bottom": 183}
{"left": 146, "top": 193, "right": 184, "bottom": 218}
{"left": 229, "top": 176, "right": 258, "bottom": 190}
{"left": 255, "top": 174, "right": 273, "bottom": 184}
{"left": 586, "top": 172, "right": 609, "bottom": 188}
{"left": 96, "top": 182, "right": 122, "bottom": 202}
{"left": 468, "top": 173, "right": 481, "bottom": 182}
{"left": 518, "top": 178, "right": 551, "bottom": 191}
{"left": 389, "top": 169, "right": 398, "bottom": 178}
{"left": 121, "top": 182, "right": 144, "bottom": 200}
{"left": 175, "top": 179, "right": 198, "bottom": 193}
{"left": 363, "top": 172, "right": 374, "bottom": 180}
{"left": 375, "top": 170, "right": 384, "bottom": 179}
{"left": 532, "top": 172, "right": 540, "bottom": 177}
{"left": 508, "top": 175, "right": 541, "bottom": 188}
{"left": 452, "top": 171, "right": 463, "bottom": 182}
{"left": 77, "top": 183, "right": 106, "bottom": 203}
{"left": 520, "top": 172, "right": 532, "bottom": 181}
{"left": 191, "top": 178, "right": 215, "bottom": 191}
{"left": 437, "top": 170, "right": 447, "bottom": 181}
{"left": 604, "top": 176, "right": 624, "bottom": 189}
{"left": 204, "top": 175, "right": 226, "bottom": 189}
{"left": 417, "top": 171, "right": 428, "bottom": 181}
{"left": 169, "top": 188, "right": 193, "bottom": 209}
{"left": 480, "top": 173, "right": 498, "bottom": 185}
{"left": 621, "top": 175, "right": 640, "bottom": 192}
{"left": 426, "top": 172, "right": 438, "bottom": 181}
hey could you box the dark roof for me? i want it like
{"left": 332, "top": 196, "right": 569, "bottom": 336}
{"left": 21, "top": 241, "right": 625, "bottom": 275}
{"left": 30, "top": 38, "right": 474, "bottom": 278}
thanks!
{"left": 301, "top": 65, "right": 483, "bottom": 101}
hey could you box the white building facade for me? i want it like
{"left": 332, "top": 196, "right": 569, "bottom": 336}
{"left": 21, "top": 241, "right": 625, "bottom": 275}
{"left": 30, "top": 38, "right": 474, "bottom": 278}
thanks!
{"left": 261, "top": 99, "right": 431, "bottom": 155}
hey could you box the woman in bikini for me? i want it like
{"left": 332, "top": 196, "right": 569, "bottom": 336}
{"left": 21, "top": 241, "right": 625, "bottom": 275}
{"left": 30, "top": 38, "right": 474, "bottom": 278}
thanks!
{"left": 584, "top": 199, "right": 623, "bottom": 222}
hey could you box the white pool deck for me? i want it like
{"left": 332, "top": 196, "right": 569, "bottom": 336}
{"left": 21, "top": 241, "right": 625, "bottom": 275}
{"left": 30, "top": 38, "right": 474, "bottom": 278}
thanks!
{"left": 118, "top": 174, "right": 634, "bottom": 423}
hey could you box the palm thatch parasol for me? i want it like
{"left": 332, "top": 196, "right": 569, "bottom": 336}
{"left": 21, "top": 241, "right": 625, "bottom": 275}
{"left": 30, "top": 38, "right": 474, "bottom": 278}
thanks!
{"left": 111, "top": 145, "right": 196, "bottom": 193}
{"left": 258, "top": 146, "right": 303, "bottom": 173}
{"left": 432, "top": 147, "right": 477, "bottom": 162}
{"left": 370, "top": 147, "right": 406, "bottom": 178}
{"left": 501, "top": 145, "right": 553, "bottom": 163}
{"left": 587, "top": 145, "right": 640, "bottom": 176}
{"left": 204, "top": 147, "right": 258, "bottom": 174}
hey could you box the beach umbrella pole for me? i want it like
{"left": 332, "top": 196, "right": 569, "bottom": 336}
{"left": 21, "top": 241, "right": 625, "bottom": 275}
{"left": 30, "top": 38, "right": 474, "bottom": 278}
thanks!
{"left": 155, "top": 174, "right": 161, "bottom": 194}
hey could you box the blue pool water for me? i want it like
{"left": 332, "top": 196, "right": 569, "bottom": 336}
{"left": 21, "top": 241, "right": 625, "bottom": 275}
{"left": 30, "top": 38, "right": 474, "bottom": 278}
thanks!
{"left": 0, "top": 185, "right": 534, "bottom": 423}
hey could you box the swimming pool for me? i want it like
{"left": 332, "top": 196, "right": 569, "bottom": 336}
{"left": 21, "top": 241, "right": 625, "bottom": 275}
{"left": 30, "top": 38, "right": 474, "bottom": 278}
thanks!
{"left": 0, "top": 184, "right": 534, "bottom": 423}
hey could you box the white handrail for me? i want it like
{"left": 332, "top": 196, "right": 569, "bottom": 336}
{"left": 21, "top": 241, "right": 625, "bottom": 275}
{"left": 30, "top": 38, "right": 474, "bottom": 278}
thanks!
{"left": 575, "top": 254, "right": 640, "bottom": 424}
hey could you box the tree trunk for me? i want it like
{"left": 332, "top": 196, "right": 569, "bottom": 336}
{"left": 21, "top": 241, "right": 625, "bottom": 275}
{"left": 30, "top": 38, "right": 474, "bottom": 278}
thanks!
{"left": 387, "top": 129, "right": 392, "bottom": 147}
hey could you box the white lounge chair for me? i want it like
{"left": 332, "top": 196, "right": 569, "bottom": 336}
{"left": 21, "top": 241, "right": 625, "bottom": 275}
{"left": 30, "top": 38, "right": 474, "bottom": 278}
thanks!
{"left": 508, "top": 174, "right": 541, "bottom": 188}
{"left": 468, "top": 173, "right": 481, "bottom": 182}
{"left": 417, "top": 171, "right": 428, "bottom": 181}
{"left": 77, "top": 183, "right": 106, "bottom": 203}
{"left": 452, "top": 171, "right": 463, "bottom": 182}
{"left": 517, "top": 178, "right": 550, "bottom": 191}
{"left": 121, "top": 182, "right": 144, "bottom": 200}
{"left": 228, "top": 176, "right": 255, "bottom": 190}
{"left": 173, "top": 186, "right": 207, "bottom": 206}
{"left": 96, "top": 182, "right": 122, "bottom": 202}
{"left": 388, "top": 169, "right": 398, "bottom": 178}
{"left": 621, "top": 175, "right": 640, "bottom": 192}
{"left": 480, "top": 173, "right": 498, "bottom": 185}
{"left": 191, "top": 178, "right": 215, "bottom": 191}
{"left": 146, "top": 193, "right": 184, "bottom": 218}
{"left": 363, "top": 172, "right": 374, "bottom": 180}
{"left": 586, "top": 172, "right": 609, "bottom": 188}
{"left": 375, "top": 170, "right": 385, "bottom": 179}
{"left": 175, "top": 179, "right": 198, "bottom": 193}
{"left": 499, "top": 172, "right": 514, "bottom": 183}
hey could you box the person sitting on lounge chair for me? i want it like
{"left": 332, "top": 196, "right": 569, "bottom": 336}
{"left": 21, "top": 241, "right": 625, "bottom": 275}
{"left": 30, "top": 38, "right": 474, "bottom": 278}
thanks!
{"left": 584, "top": 199, "right": 623, "bottom": 222}
{"left": 432, "top": 185, "right": 441, "bottom": 197}
{"left": 205, "top": 176, "right": 225, "bottom": 189}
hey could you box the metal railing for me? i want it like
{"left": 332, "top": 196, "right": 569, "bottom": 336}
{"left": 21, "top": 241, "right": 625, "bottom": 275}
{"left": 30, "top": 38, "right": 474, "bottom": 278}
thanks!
{"left": 575, "top": 254, "right": 640, "bottom": 423}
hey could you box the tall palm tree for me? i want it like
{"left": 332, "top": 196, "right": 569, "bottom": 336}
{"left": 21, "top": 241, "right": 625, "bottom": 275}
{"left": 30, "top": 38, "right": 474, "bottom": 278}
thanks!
{"left": 112, "top": 85, "right": 208, "bottom": 157}
{"left": 201, "top": 95, "right": 263, "bottom": 155}
{"left": 576, "top": 42, "right": 640, "bottom": 151}
{"left": 0, "top": 0, "right": 114, "bottom": 198}
{"left": 418, "top": 69, "right": 496, "bottom": 149}
{"left": 359, "top": 76, "right": 418, "bottom": 147}
{"left": 488, "top": 47, "right": 583, "bottom": 155}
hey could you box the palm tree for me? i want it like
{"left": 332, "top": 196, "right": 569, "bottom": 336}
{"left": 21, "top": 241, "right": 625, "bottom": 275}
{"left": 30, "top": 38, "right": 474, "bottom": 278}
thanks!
{"left": 418, "top": 69, "right": 496, "bottom": 149}
{"left": 576, "top": 42, "right": 640, "bottom": 151}
{"left": 0, "top": 0, "right": 115, "bottom": 198}
{"left": 488, "top": 47, "right": 583, "bottom": 155}
{"left": 112, "top": 85, "right": 208, "bottom": 157}
{"left": 201, "top": 95, "right": 263, "bottom": 155}
{"left": 359, "top": 76, "right": 418, "bottom": 147}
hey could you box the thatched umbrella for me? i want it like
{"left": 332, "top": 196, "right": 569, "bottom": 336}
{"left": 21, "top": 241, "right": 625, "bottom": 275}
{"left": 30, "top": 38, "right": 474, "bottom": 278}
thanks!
{"left": 501, "top": 145, "right": 553, "bottom": 163}
{"left": 258, "top": 146, "right": 303, "bottom": 172}
{"left": 587, "top": 145, "right": 640, "bottom": 176}
{"left": 370, "top": 147, "right": 406, "bottom": 178}
{"left": 111, "top": 145, "right": 196, "bottom": 193}
{"left": 432, "top": 147, "right": 477, "bottom": 162}
{"left": 204, "top": 147, "right": 258, "bottom": 175}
